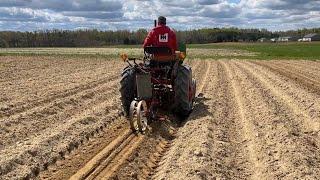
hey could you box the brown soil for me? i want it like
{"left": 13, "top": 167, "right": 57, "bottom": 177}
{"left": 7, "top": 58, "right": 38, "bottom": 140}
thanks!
{"left": 1, "top": 56, "right": 320, "bottom": 179}
{"left": 0, "top": 56, "right": 124, "bottom": 179}
{"left": 154, "top": 60, "right": 320, "bottom": 180}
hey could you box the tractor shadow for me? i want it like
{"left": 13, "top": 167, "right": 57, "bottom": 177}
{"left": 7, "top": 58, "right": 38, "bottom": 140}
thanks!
{"left": 179, "top": 92, "right": 212, "bottom": 127}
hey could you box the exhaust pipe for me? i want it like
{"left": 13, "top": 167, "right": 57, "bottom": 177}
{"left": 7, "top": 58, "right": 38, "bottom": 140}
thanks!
{"left": 154, "top": 20, "right": 157, "bottom": 27}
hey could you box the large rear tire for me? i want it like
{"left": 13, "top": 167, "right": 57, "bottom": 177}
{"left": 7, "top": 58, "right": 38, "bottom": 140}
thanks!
{"left": 174, "top": 65, "right": 193, "bottom": 117}
{"left": 120, "top": 67, "right": 136, "bottom": 116}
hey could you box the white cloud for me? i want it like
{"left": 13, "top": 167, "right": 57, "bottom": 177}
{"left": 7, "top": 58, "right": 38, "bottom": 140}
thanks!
{"left": 0, "top": 0, "right": 319, "bottom": 31}
{"left": 0, "top": 7, "right": 70, "bottom": 22}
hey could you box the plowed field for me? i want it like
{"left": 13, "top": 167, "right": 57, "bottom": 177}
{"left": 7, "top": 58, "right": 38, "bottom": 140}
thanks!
{"left": 1, "top": 55, "right": 319, "bottom": 179}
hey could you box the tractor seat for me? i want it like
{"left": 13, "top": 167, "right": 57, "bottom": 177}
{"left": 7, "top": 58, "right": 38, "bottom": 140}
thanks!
{"left": 144, "top": 46, "right": 175, "bottom": 62}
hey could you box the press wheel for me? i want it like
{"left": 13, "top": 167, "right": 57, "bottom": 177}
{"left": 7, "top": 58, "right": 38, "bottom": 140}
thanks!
{"left": 137, "top": 100, "right": 148, "bottom": 133}
{"left": 129, "top": 100, "right": 139, "bottom": 132}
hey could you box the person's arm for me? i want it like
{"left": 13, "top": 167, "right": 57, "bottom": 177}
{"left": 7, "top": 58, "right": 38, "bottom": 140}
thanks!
{"left": 143, "top": 30, "right": 154, "bottom": 48}
{"left": 171, "top": 30, "right": 178, "bottom": 51}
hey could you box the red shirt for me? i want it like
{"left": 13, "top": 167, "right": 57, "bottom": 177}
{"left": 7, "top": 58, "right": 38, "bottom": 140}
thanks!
{"left": 143, "top": 25, "right": 178, "bottom": 52}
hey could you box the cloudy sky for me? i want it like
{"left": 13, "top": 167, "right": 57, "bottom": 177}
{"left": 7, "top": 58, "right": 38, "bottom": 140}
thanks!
{"left": 0, "top": 0, "right": 319, "bottom": 31}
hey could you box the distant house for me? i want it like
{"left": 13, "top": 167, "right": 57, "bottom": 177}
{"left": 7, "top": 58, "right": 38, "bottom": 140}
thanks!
{"left": 270, "top": 38, "right": 277, "bottom": 42}
{"left": 278, "top": 36, "right": 299, "bottom": 42}
{"left": 302, "top": 33, "right": 320, "bottom": 42}
{"left": 258, "top": 38, "right": 269, "bottom": 42}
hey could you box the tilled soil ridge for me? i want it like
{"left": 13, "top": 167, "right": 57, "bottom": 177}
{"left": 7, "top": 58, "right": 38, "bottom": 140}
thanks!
{"left": 0, "top": 56, "right": 124, "bottom": 179}
{"left": 1, "top": 58, "right": 320, "bottom": 179}
{"left": 154, "top": 60, "right": 320, "bottom": 180}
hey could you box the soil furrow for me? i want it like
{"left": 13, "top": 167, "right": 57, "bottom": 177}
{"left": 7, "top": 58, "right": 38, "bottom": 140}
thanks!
{"left": 220, "top": 61, "right": 266, "bottom": 179}
{"left": 248, "top": 61, "right": 320, "bottom": 112}
{"left": 252, "top": 61, "right": 320, "bottom": 95}
{"left": 0, "top": 90, "right": 122, "bottom": 179}
{"left": 0, "top": 74, "right": 119, "bottom": 118}
{"left": 201, "top": 61, "right": 255, "bottom": 179}
{"left": 238, "top": 61, "right": 320, "bottom": 133}
{"left": 3, "top": 55, "right": 320, "bottom": 180}
{"left": 230, "top": 61, "right": 320, "bottom": 179}
{"left": 154, "top": 61, "right": 219, "bottom": 179}
{"left": 189, "top": 59, "right": 201, "bottom": 73}
{"left": 197, "top": 60, "right": 211, "bottom": 94}
{"left": 0, "top": 58, "right": 122, "bottom": 110}
{"left": 0, "top": 56, "right": 65, "bottom": 82}
{"left": 69, "top": 129, "right": 137, "bottom": 179}
{"left": 278, "top": 60, "right": 320, "bottom": 72}
{"left": 0, "top": 78, "right": 120, "bottom": 148}
{"left": 258, "top": 61, "right": 320, "bottom": 85}
{"left": 0, "top": 60, "right": 107, "bottom": 84}
{"left": 39, "top": 118, "right": 128, "bottom": 180}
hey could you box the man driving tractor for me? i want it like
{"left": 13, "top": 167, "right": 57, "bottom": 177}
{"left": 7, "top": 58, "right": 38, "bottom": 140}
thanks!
{"left": 120, "top": 16, "right": 196, "bottom": 132}
{"left": 143, "top": 16, "right": 178, "bottom": 53}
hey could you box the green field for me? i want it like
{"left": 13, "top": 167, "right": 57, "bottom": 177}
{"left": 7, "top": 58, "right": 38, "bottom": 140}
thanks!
{"left": 0, "top": 42, "right": 319, "bottom": 60}
{"left": 189, "top": 42, "right": 320, "bottom": 60}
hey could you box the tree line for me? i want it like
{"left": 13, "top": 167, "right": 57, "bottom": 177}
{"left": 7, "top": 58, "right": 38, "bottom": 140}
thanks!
{"left": 0, "top": 27, "right": 319, "bottom": 48}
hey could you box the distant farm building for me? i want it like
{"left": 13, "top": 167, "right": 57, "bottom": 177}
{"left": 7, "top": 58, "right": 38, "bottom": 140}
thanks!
{"left": 302, "top": 33, "right": 320, "bottom": 42}
{"left": 258, "top": 38, "right": 270, "bottom": 42}
{"left": 277, "top": 36, "right": 298, "bottom": 42}
{"left": 270, "top": 38, "right": 277, "bottom": 42}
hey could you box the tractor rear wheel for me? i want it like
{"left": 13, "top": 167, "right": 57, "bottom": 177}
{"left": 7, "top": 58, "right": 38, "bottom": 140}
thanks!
{"left": 120, "top": 66, "right": 136, "bottom": 116}
{"left": 174, "top": 65, "right": 193, "bottom": 117}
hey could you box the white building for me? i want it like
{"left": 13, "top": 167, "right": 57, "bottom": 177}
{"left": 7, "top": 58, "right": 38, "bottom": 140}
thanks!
{"left": 302, "top": 33, "right": 320, "bottom": 42}
{"left": 277, "top": 36, "right": 299, "bottom": 42}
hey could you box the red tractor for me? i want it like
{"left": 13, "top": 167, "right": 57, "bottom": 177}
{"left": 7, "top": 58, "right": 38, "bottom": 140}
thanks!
{"left": 120, "top": 44, "right": 196, "bottom": 133}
